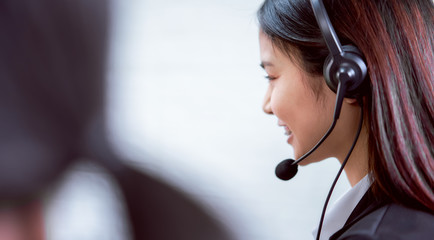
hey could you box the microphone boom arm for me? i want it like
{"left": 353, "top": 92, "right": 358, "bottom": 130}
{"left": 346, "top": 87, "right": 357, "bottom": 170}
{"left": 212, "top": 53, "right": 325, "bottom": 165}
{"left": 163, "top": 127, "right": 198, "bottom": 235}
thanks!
{"left": 292, "top": 81, "right": 347, "bottom": 166}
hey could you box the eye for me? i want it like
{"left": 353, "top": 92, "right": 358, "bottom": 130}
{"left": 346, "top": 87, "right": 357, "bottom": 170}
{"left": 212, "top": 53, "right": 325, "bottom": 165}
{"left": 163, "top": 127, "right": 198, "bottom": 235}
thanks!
{"left": 265, "top": 75, "right": 277, "bottom": 81}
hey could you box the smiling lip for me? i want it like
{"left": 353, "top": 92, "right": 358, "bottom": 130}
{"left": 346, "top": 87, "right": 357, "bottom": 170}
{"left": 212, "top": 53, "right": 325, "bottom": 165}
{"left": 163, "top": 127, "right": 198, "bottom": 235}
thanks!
{"left": 278, "top": 120, "right": 293, "bottom": 144}
{"left": 286, "top": 132, "right": 294, "bottom": 144}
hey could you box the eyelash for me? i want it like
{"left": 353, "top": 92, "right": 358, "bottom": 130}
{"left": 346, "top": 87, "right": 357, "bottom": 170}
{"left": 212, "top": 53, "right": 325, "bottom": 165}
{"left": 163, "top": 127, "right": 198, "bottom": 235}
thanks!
{"left": 265, "top": 75, "right": 277, "bottom": 81}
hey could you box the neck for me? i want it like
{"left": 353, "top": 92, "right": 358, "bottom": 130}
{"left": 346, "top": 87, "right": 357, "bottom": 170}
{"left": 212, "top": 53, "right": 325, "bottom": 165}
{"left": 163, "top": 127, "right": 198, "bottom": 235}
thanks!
{"left": 341, "top": 125, "right": 370, "bottom": 187}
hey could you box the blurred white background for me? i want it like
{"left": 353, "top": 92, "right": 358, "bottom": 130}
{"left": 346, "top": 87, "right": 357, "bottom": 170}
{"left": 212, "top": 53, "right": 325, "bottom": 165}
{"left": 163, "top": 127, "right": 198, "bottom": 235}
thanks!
{"left": 46, "top": 1, "right": 352, "bottom": 239}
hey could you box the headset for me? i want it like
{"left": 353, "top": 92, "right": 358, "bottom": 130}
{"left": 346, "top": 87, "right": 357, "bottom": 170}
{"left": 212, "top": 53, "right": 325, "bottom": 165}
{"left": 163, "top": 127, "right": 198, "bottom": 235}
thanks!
{"left": 312, "top": 0, "right": 367, "bottom": 100}
{"left": 275, "top": 0, "right": 368, "bottom": 179}
{"left": 311, "top": 1, "right": 368, "bottom": 238}
{"left": 275, "top": 0, "right": 369, "bottom": 239}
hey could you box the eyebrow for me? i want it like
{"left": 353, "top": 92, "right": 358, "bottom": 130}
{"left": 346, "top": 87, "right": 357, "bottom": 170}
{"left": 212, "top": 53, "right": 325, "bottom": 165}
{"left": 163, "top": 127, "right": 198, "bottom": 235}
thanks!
{"left": 260, "top": 61, "right": 273, "bottom": 69}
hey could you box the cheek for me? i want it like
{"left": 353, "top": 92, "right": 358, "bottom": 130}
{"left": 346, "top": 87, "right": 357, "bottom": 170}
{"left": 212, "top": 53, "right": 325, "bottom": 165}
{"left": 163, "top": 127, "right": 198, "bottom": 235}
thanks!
{"left": 294, "top": 97, "right": 336, "bottom": 157}
{"left": 269, "top": 79, "right": 307, "bottom": 123}
{"left": 269, "top": 87, "right": 294, "bottom": 120}
{"left": 271, "top": 85, "right": 333, "bottom": 152}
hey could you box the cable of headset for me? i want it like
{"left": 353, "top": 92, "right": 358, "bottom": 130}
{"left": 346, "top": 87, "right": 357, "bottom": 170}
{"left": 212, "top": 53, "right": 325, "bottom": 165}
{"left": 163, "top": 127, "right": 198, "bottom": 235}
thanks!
{"left": 315, "top": 98, "right": 364, "bottom": 240}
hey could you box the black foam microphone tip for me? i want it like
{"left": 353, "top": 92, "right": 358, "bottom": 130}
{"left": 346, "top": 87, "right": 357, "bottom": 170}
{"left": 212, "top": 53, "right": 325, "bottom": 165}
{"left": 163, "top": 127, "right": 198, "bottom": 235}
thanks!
{"left": 275, "top": 159, "right": 298, "bottom": 180}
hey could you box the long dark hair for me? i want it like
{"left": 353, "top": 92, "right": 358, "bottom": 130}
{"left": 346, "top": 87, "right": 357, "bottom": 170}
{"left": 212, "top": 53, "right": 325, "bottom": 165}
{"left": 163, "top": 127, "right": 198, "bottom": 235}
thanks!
{"left": 258, "top": 0, "right": 434, "bottom": 211}
{"left": 0, "top": 1, "right": 233, "bottom": 239}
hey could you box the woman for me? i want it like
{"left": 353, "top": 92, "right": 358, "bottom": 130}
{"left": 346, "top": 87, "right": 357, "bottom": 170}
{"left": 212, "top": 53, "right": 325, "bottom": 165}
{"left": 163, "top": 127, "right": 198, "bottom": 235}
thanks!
{"left": 257, "top": 0, "right": 433, "bottom": 239}
{"left": 0, "top": 0, "right": 233, "bottom": 239}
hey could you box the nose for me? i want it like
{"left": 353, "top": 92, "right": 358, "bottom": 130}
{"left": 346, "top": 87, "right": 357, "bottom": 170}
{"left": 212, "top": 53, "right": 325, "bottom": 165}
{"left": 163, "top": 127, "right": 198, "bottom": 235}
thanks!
{"left": 262, "top": 86, "right": 273, "bottom": 115}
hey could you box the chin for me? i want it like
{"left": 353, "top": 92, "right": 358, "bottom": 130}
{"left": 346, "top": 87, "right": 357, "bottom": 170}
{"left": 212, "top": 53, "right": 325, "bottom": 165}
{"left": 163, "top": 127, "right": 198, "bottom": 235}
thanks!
{"left": 294, "top": 148, "right": 324, "bottom": 166}
{"left": 297, "top": 159, "right": 316, "bottom": 166}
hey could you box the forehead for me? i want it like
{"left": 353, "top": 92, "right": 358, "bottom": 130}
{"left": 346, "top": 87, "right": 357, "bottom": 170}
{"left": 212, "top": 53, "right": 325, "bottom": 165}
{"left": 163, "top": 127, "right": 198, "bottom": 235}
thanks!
{"left": 259, "top": 31, "right": 294, "bottom": 69}
{"left": 259, "top": 31, "right": 275, "bottom": 59}
{"left": 259, "top": 31, "right": 308, "bottom": 72}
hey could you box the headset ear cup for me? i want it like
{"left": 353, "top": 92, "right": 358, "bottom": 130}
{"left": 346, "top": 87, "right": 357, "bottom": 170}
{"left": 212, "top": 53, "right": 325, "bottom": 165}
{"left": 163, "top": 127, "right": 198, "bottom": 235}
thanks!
{"left": 323, "top": 54, "right": 337, "bottom": 93}
{"left": 323, "top": 45, "right": 367, "bottom": 98}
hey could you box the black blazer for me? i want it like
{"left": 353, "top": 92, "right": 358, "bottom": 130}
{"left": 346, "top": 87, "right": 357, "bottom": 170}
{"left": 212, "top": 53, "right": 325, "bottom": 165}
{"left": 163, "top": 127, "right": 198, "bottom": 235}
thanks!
{"left": 330, "top": 189, "right": 434, "bottom": 239}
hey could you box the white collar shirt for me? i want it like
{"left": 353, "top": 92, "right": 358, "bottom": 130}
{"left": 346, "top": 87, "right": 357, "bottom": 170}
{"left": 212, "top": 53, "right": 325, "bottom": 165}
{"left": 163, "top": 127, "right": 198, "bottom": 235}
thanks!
{"left": 312, "top": 174, "right": 371, "bottom": 240}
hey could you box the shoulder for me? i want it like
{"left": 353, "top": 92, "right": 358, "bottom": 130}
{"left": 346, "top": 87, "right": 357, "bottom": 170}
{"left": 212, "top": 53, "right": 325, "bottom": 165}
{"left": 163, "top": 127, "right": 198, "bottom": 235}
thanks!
{"left": 336, "top": 203, "right": 434, "bottom": 240}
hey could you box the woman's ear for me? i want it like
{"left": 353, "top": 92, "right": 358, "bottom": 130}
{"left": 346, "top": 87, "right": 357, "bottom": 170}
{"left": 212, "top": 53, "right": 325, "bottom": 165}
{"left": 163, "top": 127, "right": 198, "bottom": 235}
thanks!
{"left": 344, "top": 97, "right": 358, "bottom": 105}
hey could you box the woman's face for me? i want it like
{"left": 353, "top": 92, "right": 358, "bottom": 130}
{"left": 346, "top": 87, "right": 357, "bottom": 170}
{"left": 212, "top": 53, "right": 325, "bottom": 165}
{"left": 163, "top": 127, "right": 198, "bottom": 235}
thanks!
{"left": 259, "top": 31, "right": 354, "bottom": 164}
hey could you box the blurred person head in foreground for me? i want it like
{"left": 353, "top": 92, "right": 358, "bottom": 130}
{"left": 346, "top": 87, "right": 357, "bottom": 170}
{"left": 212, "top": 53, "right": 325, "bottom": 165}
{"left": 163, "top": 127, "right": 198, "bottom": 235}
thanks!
{"left": 0, "top": 0, "right": 233, "bottom": 239}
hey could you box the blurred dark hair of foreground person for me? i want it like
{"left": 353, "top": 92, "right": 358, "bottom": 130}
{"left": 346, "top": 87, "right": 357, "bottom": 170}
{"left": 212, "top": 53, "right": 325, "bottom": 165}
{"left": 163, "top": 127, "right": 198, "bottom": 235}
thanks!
{"left": 0, "top": 0, "right": 234, "bottom": 239}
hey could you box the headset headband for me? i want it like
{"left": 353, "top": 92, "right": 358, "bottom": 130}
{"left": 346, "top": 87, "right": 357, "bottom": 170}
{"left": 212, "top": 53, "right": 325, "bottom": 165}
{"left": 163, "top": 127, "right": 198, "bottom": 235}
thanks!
{"left": 310, "top": 0, "right": 343, "bottom": 56}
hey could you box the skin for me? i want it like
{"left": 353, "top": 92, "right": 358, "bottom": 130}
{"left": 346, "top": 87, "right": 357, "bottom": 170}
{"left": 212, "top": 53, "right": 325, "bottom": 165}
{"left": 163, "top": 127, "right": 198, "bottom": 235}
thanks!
{"left": 0, "top": 201, "right": 45, "bottom": 240}
{"left": 259, "top": 31, "right": 369, "bottom": 186}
